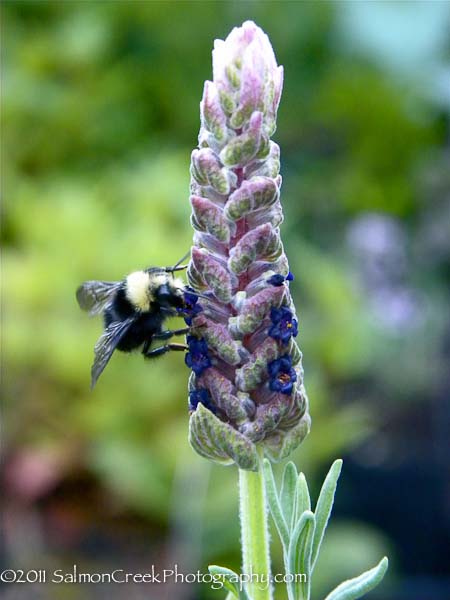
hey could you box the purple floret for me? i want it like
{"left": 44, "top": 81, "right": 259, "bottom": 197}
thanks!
{"left": 179, "top": 287, "right": 203, "bottom": 325}
{"left": 185, "top": 335, "right": 212, "bottom": 376}
{"left": 189, "top": 388, "right": 216, "bottom": 413}
{"left": 267, "top": 274, "right": 285, "bottom": 286}
{"left": 267, "top": 271, "right": 295, "bottom": 287}
{"left": 268, "top": 355, "right": 297, "bottom": 395}
{"left": 268, "top": 306, "right": 298, "bottom": 344}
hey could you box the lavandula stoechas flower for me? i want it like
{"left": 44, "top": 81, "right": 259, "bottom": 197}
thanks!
{"left": 186, "top": 22, "right": 310, "bottom": 471}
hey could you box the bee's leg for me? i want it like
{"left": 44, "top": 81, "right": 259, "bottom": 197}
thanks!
{"left": 142, "top": 338, "right": 152, "bottom": 354}
{"left": 144, "top": 343, "right": 188, "bottom": 358}
{"left": 152, "top": 327, "right": 190, "bottom": 341}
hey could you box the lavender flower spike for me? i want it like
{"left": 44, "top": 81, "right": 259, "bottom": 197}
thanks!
{"left": 187, "top": 21, "right": 310, "bottom": 471}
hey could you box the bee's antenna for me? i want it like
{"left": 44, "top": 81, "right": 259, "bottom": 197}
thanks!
{"left": 166, "top": 250, "right": 191, "bottom": 275}
{"left": 173, "top": 250, "right": 191, "bottom": 269}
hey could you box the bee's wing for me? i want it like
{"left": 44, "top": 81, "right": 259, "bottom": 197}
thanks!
{"left": 76, "top": 280, "right": 120, "bottom": 316}
{"left": 91, "top": 317, "right": 135, "bottom": 389}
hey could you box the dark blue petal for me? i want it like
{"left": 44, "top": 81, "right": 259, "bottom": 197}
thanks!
{"left": 270, "top": 306, "right": 283, "bottom": 323}
{"left": 269, "top": 378, "right": 294, "bottom": 395}
{"left": 184, "top": 287, "right": 199, "bottom": 303}
{"left": 190, "top": 356, "right": 211, "bottom": 376}
{"left": 189, "top": 388, "right": 215, "bottom": 412}
{"left": 267, "top": 272, "right": 295, "bottom": 286}
{"left": 185, "top": 336, "right": 212, "bottom": 376}
{"left": 280, "top": 381, "right": 294, "bottom": 394}
{"left": 185, "top": 291, "right": 199, "bottom": 303}
{"left": 270, "top": 378, "right": 283, "bottom": 392}
{"left": 280, "top": 329, "right": 292, "bottom": 344}
{"left": 268, "top": 354, "right": 296, "bottom": 395}
{"left": 269, "top": 307, "right": 298, "bottom": 342}
{"left": 279, "top": 355, "right": 293, "bottom": 371}
{"left": 181, "top": 290, "right": 203, "bottom": 323}
{"left": 268, "top": 357, "right": 282, "bottom": 378}
{"left": 267, "top": 274, "right": 285, "bottom": 286}
{"left": 268, "top": 323, "right": 280, "bottom": 339}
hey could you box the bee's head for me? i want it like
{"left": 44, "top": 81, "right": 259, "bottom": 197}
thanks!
{"left": 152, "top": 273, "right": 186, "bottom": 310}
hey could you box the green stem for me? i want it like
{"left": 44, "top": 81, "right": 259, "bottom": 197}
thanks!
{"left": 239, "top": 449, "right": 272, "bottom": 600}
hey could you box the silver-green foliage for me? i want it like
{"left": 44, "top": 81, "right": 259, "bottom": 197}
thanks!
{"left": 207, "top": 459, "right": 387, "bottom": 600}
{"left": 263, "top": 459, "right": 388, "bottom": 600}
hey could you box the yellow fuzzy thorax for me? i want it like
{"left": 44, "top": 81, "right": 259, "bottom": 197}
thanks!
{"left": 125, "top": 271, "right": 152, "bottom": 311}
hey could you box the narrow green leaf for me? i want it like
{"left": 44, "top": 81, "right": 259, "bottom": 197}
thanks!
{"left": 295, "top": 472, "right": 311, "bottom": 523}
{"left": 323, "top": 557, "right": 389, "bottom": 600}
{"left": 208, "top": 565, "right": 241, "bottom": 599}
{"left": 263, "top": 458, "right": 289, "bottom": 549}
{"left": 287, "top": 510, "right": 315, "bottom": 600}
{"left": 281, "top": 461, "right": 298, "bottom": 532}
{"left": 311, "top": 459, "right": 343, "bottom": 571}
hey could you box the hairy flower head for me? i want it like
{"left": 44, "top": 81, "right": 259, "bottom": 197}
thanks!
{"left": 186, "top": 21, "right": 310, "bottom": 470}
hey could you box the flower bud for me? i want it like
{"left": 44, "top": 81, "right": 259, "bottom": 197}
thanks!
{"left": 190, "top": 195, "right": 233, "bottom": 243}
{"left": 228, "top": 223, "right": 281, "bottom": 274}
{"left": 224, "top": 176, "right": 279, "bottom": 221}
{"left": 190, "top": 247, "right": 234, "bottom": 302}
{"left": 219, "top": 111, "right": 263, "bottom": 167}
{"left": 201, "top": 81, "right": 228, "bottom": 143}
{"left": 191, "top": 148, "right": 233, "bottom": 194}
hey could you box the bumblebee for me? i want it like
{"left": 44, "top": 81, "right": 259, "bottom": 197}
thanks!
{"left": 76, "top": 255, "right": 194, "bottom": 388}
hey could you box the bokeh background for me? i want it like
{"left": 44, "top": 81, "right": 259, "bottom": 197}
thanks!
{"left": 2, "top": 2, "right": 450, "bottom": 599}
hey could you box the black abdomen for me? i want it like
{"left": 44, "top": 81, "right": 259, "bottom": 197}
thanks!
{"left": 112, "top": 312, "right": 166, "bottom": 352}
{"left": 104, "top": 289, "right": 166, "bottom": 352}
{"left": 105, "top": 310, "right": 163, "bottom": 352}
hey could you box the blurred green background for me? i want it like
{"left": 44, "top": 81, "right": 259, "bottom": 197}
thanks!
{"left": 2, "top": 2, "right": 450, "bottom": 599}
